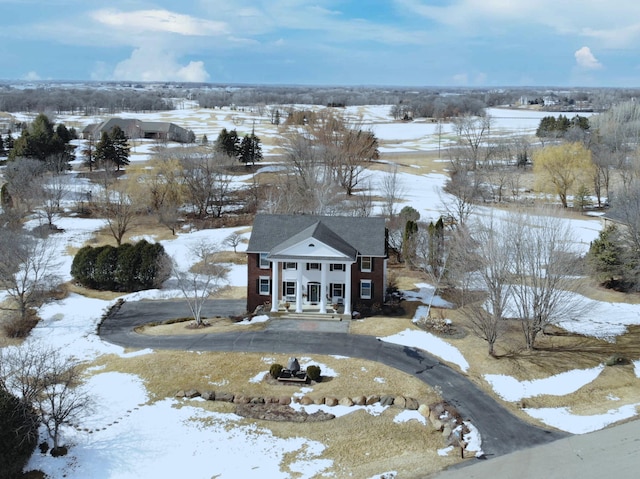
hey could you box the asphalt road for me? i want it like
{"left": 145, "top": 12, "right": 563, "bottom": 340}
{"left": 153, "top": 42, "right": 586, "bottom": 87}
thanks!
{"left": 99, "top": 299, "right": 568, "bottom": 460}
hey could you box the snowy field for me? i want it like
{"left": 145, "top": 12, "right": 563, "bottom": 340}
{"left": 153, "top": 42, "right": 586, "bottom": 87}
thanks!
{"left": 2, "top": 104, "right": 639, "bottom": 478}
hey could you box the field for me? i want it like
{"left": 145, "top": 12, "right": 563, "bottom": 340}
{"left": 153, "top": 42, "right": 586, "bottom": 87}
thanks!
{"left": 2, "top": 103, "right": 640, "bottom": 479}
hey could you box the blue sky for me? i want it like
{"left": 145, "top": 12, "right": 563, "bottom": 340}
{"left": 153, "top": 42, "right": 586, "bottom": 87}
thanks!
{"left": 1, "top": 0, "right": 639, "bottom": 87}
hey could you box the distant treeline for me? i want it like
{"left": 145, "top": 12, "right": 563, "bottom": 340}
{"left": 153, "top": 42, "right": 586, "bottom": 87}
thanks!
{"left": 3, "top": 82, "right": 640, "bottom": 118}
{"left": 0, "top": 87, "right": 174, "bottom": 114}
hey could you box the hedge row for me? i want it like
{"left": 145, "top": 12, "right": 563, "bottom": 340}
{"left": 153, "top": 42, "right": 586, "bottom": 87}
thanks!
{"left": 71, "top": 240, "right": 170, "bottom": 292}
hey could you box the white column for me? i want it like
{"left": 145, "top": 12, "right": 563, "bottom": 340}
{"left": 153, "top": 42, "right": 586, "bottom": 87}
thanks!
{"left": 295, "top": 261, "right": 303, "bottom": 313}
{"left": 319, "top": 262, "right": 328, "bottom": 314}
{"left": 270, "top": 260, "right": 279, "bottom": 312}
{"left": 344, "top": 262, "right": 352, "bottom": 315}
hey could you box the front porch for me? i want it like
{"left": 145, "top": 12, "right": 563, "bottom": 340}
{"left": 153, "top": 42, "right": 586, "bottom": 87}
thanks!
{"left": 265, "top": 302, "right": 351, "bottom": 321}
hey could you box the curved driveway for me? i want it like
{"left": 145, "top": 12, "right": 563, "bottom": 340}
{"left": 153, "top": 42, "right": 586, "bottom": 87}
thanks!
{"left": 99, "top": 299, "right": 568, "bottom": 459}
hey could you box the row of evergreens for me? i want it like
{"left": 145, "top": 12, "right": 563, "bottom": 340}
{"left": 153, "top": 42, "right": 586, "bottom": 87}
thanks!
{"left": 71, "top": 240, "right": 170, "bottom": 292}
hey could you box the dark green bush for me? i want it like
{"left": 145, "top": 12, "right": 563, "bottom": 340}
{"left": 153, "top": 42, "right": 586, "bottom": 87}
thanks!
{"left": 0, "top": 388, "right": 39, "bottom": 479}
{"left": 269, "top": 363, "right": 283, "bottom": 379}
{"left": 71, "top": 240, "right": 170, "bottom": 292}
{"left": 306, "top": 365, "right": 321, "bottom": 381}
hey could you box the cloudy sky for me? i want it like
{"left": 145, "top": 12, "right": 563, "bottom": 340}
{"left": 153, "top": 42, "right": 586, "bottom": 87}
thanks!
{"left": 1, "top": 0, "right": 639, "bottom": 87}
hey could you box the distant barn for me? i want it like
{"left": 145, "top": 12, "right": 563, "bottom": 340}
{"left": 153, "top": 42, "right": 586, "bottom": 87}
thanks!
{"left": 83, "top": 117, "right": 191, "bottom": 143}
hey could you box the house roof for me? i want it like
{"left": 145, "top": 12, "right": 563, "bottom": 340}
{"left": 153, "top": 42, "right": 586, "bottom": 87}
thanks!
{"left": 269, "top": 221, "right": 358, "bottom": 261}
{"left": 247, "top": 214, "right": 386, "bottom": 257}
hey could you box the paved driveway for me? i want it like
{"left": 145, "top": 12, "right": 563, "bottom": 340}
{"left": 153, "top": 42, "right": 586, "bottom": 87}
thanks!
{"left": 99, "top": 299, "right": 568, "bottom": 460}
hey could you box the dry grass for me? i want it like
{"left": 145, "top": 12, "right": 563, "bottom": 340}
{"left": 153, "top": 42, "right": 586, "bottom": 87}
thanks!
{"left": 86, "top": 350, "right": 460, "bottom": 478}
{"left": 138, "top": 316, "right": 265, "bottom": 335}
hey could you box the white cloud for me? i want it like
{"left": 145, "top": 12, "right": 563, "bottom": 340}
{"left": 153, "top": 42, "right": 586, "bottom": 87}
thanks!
{"left": 452, "top": 73, "right": 468, "bottom": 85}
{"left": 91, "top": 8, "right": 228, "bottom": 36}
{"left": 575, "top": 46, "right": 603, "bottom": 70}
{"left": 111, "top": 47, "right": 210, "bottom": 82}
{"left": 23, "top": 71, "right": 40, "bottom": 81}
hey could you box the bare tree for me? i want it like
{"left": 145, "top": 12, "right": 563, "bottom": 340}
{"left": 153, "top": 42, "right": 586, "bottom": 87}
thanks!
{"left": 463, "top": 216, "right": 512, "bottom": 356}
{"left": 223, "top": 232, "right": 243, "bottom": 253}
{"left": 379, "top": 163, "right": 405, "bottom": 217}
{"left": 101, "top": 185, "right": 135, "bottom": 246}
{"left": 171, "top": 242, "right": 229, "bottom": 326}
{"left": 451, "top": 114, "right": 493, "bottom": 170}
{"left": 142, "top": 158, "right": 184, "bottom": 235}
{"left": 442, "top": 166, "right": 483, "bottom": 225}
{"left": 38, "top": 171, "right": 70, "bottom": 227}
{"left": 179, "top": 151, "right": 235, "bottom": 219}
{"left": 36, "top": 351, "right": 91, "bottom": 453}
{"left": 0, "top": 229, "right": 61, "bottom": 322}
{"left": 0, "top": 347, "right": 91, "bottom": 453}
{"left": 3, "top": 158, "right": 46, "bottom": 218}
{"left": 506, "top": 210, "right": 586, "bottom": 349}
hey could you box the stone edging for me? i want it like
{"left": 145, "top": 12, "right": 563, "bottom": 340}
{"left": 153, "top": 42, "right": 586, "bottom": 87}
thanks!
{"left": 175, "top": 388, "right": 474, "bottom": 453}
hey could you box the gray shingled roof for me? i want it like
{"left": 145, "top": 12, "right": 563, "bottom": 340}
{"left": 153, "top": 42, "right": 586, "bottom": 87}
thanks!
{"left": 247, "top": 214, "right": 386, "bottom": 257}
{"left": 269, "top": 221, "right": 358, "bottom": 260}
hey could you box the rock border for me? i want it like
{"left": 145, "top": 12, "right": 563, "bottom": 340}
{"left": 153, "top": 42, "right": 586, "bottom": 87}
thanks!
{"left": 175, "top": 388, "right": 472, "bottom": 454}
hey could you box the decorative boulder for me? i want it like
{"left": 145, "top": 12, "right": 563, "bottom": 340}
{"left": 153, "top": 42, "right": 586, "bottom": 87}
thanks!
{"left": 380, "top": 395, "right": 395, "bottom": 406}
{"left": 353, "top": 395, "right": 367, "bottom": 406}
{"left": 405, "top": 397, "right": 419, "bottom": 410}
{"left": 394, "top": 396, "right": 406, "bottom": 408}
{"left": 366, "top": 395, "right": 380, "bottom": 405}
{"left": 185, "top": 389, "right": 201, "bottom": 399}
{"left": 216, "top": 392, "right": 235, "bottom": 403}
{"left": 278, "top": 396, "right": 291, "bottom": 406}
{"left": 201, "top": 390, "right": 215, "bottom": 401}
{"left": 325, "top": 397, "right": 338, "bottom": 407}
{"left": 300, "top": 396, "right": 314, "bottom": 406}
{"left": 339, "top": 397, "right": 354, "bottom": 407}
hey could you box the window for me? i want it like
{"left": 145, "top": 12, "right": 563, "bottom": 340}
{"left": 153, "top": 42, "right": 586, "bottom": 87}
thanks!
{"left": 283, "top": 262, "right": 297, "bottom": 270}
{"left": 259, "top": 253, "right": 270, "bottom": 269}
{"left": 360, "top": 280, "right": 372, "bottom": 299}
{"left": 284, "top": 281, "right": 296, "bottom": 298}
{"left": 330, "top": 263, "right": 345, "bottom": 271}
{"left": 306, "top": 262, "right": 321, "bottom": 270}
{"left": 360, "top": 256, "right": 372, "bottom": 272}
{"left": 258, "top": 276, "right": 270, "bottom": 295}
{"left": 331, "top": 283, "right": 344, "bottom": 299}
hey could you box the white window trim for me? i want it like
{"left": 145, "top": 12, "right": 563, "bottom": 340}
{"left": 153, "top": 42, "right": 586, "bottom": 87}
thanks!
{"left": 283, "top": 262, "right": 297, "bottom": 270}
{"left": 259, "top": 276, "right": 271, "bottom": 295}
{"left": 360, "top": 256, "right": 372, "bottom": 272}
{"left": 330, "top": 263, "right": 345, "bottom": 271}
{"left": 360, "top": 280, "right": 372, "bottom": 299}
{"left": 259, "top": 253, "right": 270, "bottom": 269}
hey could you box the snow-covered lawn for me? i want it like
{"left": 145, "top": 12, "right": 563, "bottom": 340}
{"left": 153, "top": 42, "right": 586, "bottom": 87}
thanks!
{"left": 3, "top": 104, "right": 639, "bottom": 478}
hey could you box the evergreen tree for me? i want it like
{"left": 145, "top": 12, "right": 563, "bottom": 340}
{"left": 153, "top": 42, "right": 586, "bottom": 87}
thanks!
{"left": 201, "top": 134, "right": 208, "bottom": 145}
{"left": 587, "top": 225, "right": 626, "bottom": 285}
{"left": 0, "top": 135, "right": 4, "bottom": 156}
{"left": 110, "top": 125, "right": 131, "bottom": 170}
{"left": 4, "top": 132, "right": 14, "bottom": 151}
{"left": 215, "top": 128, "right": 240, "bottom": 158}
{"left": 8, "top": 113, "right": 70, "bottom": 168}
{"left": 238, "top": 133, "right": 263, "bottom": 166}
{"left": 94, "top": 126, "right": 130, "bottom": 170}
{"left": 94, "top": 131, "right": 115, "bottom": 170}
{"left": 0, "top": 387, "right": 38, "bottom": 479}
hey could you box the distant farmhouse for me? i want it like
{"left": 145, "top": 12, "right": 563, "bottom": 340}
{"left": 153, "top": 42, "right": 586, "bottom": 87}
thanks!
{"left": 246, "top": 214, "right": 388, "bottom": 316}
{"left": 82, "top": 117, "right": 191, "bottom": 143}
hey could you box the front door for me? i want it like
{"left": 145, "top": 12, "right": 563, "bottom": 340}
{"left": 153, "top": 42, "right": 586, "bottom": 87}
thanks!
{"left": 308, "top": 283, "right": 320, "bottom": 304}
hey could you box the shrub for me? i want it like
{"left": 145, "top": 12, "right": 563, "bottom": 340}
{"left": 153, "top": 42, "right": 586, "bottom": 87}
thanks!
{"left": 1, "top": 314, "right": 39, "bottom": 338}
{"left": 605, "top": 354, "right": 627, "bottom": 366}
{"left": 71, "top": 240, "right": 169, "bottom": 292}
{"left": 269, "top": 363, "right": 283, "bottom": 379}
{"left": 306, "top": 365, "right": 321, "bottom": 381}
{"left": 0, "top": 388, "right": 39, "bottom": 479}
